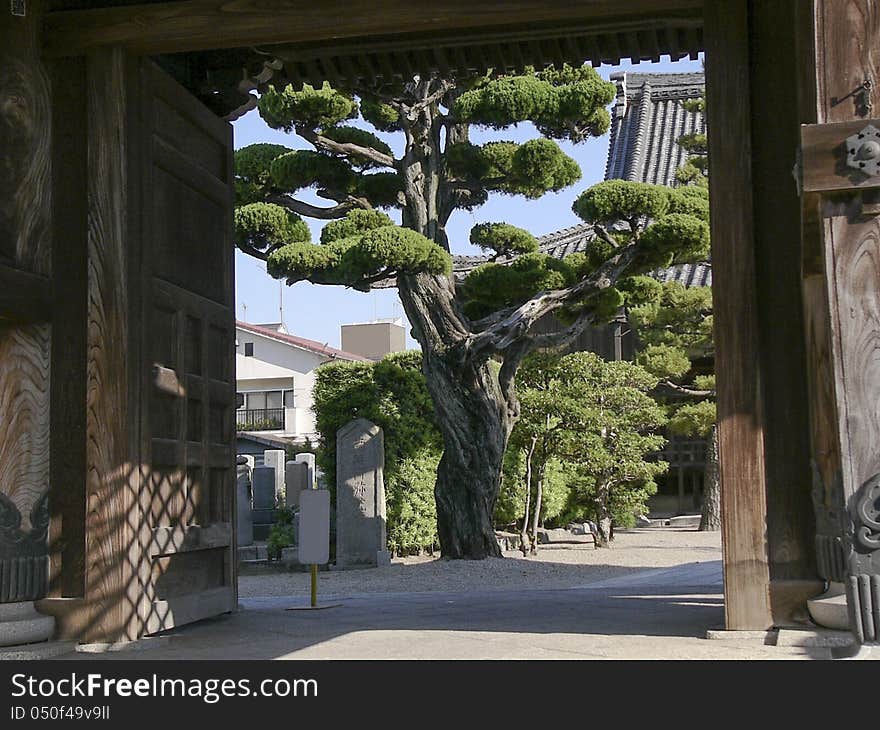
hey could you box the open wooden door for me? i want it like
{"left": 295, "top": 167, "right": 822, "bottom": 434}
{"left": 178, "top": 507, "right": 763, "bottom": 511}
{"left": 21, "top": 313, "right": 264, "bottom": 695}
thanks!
{"left": 139, "top": 62, "right": 237, "bottom": 634}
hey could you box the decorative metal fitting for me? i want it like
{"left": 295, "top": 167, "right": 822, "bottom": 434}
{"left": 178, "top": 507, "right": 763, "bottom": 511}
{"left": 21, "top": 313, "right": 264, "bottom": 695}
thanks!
{"left": 846, "top": 124, "right": 880, "bottom": 176}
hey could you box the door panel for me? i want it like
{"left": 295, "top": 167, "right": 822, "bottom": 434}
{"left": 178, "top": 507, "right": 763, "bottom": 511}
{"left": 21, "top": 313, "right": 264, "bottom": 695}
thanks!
{"left": 141, "top": 62, "right": 236, "bottom": 634}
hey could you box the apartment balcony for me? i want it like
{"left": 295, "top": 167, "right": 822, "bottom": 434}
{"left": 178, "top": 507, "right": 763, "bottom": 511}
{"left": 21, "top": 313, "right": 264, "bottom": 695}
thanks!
{"left": 236, "top": 407, "right": 284, "bottom": 431}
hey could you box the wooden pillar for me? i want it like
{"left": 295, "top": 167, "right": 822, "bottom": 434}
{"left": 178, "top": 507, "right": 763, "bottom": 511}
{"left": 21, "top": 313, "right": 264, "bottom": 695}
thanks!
{"left": 800, "top": 0, "right": 880, "bottom": 644}
{"left": 748, "top": 0, "right": 822, "bottom": 623}
{"left": 706, "top": 0, "right": 821, "bottom": 629}
{"left": 705, "top": 0, "right": 773, "bottom": 630}
{"left": 0, "top": 1, "right": 55, "bottom": 645}
{"left": 37, "top": 48, "right": 150, "bottom": 643}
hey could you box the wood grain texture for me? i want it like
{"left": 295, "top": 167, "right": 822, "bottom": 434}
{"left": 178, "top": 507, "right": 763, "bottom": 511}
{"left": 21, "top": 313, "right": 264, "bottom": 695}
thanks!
{"left": 705, "top": 0, "right": 772, "bottom": 630}
{"left": 748, "top": 0, "right": 816, "bottom": 584}
{"left": 816, "top": 0, "right": 880, "bottom": 124}
{"left": 0, "top": 324, "right": 51, "bottom": 534}
{"left": 141, "top": 63, "right": 237, "bottom": 634}
{"left": 825, "top": 207, "right": 880, "bottom": 500}
{"left": 83, "top": 48, "right": 145, "bottom": 642}
{"left": 0, "top": 4, "right": 52, "bottom": 277}
{"left": 43, "top": 0, "right": 703, "bottom": 56}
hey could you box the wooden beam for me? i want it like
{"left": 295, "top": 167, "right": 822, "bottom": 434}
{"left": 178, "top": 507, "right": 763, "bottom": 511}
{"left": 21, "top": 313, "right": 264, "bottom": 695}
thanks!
{"left": 43, "top": 0, "right": 702, "bottom": 57}
{"left": 748, "top": 0, "right": 817, "bottom": 613}
{"left": 48, "top": 55, "right": 89, "bottom": 599}
{"left": 704, "top": 0, "right": 772, "bottom": 630}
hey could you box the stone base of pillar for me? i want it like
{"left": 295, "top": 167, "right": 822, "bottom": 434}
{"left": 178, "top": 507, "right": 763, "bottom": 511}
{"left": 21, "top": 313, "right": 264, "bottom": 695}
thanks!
{"left": 0, "top": 601, "right": 55, "bottom": 647}
{"left": 807, "top": 581, "right": 849, "bottom": 631}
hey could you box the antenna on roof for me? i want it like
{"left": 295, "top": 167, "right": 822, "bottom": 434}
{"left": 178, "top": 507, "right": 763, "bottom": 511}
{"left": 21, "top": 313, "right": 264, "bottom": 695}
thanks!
{"left": 279, "top": 280, "right": 285, "bottom": 329}
{"left": 242, "top": 301, "right": 247, "bottom": 322}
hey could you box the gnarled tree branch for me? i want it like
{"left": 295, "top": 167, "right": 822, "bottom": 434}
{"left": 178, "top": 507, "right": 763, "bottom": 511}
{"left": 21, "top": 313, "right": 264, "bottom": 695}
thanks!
{"left": 465, "top": 239, "right": 640, "bottom": 361}
{"left": 297, "top": 125, "right": 396, "bottom": 168}
{"left": 267, "top": 193, "right": 359, "bottom": 219}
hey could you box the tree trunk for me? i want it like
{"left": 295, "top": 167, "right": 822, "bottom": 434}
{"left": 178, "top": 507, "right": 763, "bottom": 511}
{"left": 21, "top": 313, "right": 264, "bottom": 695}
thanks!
{"left": 595, "top": 486, "right": 613, "bottom": 547}
{"left": 397, "top": 273, "right": 512, "bottom": 559}
{"left": 529, "top": 473, "right": 543, "bottom": 555}
{"left": 699, "top": 425, "right": 721, "bottom": 531}
{"left": 394, "top": 80, "right": 518, "bottom": 559}
{"left": 520, "top": 437, "right": 536, "bottom": 557}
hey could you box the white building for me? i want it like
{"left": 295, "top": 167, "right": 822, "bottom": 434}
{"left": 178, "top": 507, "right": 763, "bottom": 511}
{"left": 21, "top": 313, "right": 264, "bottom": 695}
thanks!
{"left": 235, "top": 321, "right": 367, "bottom": 444}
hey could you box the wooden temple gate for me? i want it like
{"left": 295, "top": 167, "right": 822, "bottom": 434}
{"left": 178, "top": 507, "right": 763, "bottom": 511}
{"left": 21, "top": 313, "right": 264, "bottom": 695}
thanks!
{"left": 0, "top": 0, "right": 878, "bottom": 646}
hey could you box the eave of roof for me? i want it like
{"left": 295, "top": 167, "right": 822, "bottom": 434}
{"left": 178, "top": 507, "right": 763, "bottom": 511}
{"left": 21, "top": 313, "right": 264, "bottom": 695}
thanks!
{"left": 236, "top": 321, "right": 370, "bottom": 362}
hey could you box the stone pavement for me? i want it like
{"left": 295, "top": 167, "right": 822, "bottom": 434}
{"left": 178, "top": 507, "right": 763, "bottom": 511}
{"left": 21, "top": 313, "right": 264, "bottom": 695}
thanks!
{"left": 42, "top": 560, "right": 846, "bottom": 660}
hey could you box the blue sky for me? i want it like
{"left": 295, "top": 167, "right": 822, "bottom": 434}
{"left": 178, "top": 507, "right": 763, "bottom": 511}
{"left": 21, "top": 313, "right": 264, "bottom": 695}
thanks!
{"left": 233, "top": 55, "right": 703, "bottom": 350}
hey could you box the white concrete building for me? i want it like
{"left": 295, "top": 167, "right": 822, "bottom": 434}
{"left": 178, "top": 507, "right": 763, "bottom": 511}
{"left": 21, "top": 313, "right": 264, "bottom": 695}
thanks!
{"left": 235, "top": 321, "right": 367, "bottom": 443}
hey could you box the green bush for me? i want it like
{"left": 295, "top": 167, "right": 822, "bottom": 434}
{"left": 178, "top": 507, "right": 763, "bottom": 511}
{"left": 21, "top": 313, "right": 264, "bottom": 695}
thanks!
{"left": 267, "top": 506, "right": 297, "bottom": 561}
{"left": 313, "top": 351, "right": 441, "bottom": 553}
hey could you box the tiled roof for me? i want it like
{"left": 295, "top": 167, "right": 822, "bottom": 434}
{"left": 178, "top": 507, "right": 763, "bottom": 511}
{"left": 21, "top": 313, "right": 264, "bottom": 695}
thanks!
{"left": 236, "top": 321, "right": 370, "bottom": 362}
{"left": 451, "top": 71, "right": 710, "bottom": 288}
{"left": 605, "top": 71, "right": 705, "bottom": 186}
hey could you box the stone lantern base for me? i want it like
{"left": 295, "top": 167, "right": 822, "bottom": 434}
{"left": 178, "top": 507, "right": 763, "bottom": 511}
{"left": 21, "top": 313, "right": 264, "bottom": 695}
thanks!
{"left": 0, "top": 601, "right": 55, "bottom": 647}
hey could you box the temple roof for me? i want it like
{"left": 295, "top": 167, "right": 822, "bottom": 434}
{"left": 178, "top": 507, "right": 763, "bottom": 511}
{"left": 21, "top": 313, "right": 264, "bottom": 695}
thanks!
{"left": 605, "top": 71, "right": 705, "bottom": 185}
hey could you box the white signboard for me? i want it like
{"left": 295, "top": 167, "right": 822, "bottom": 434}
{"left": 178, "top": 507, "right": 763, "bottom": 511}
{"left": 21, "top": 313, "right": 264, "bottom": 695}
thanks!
{"left": 298, "top": 489, "right": 330, "bottom": 565}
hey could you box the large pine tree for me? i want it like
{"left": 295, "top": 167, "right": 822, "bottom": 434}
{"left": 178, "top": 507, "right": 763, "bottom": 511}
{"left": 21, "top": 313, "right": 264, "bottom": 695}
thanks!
{"left": 234, "top": 67, "right": 709, "bottom": 558}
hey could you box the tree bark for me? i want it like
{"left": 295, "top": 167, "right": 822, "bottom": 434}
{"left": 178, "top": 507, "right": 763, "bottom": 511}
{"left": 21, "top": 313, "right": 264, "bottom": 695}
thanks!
{"left": 520, "top": 436, "right": 537, "bottom": 557}
{"left": 595, "top": 485, "right": 613, "bottom": 548}
{"left": 529, "top": 473, "right": 543, "bottom": 555}
{"left": 398, "top": 273, "right": 511, "bottom": 558}
{"left": 699, "top": 425, "right": 721, "bottom": 531}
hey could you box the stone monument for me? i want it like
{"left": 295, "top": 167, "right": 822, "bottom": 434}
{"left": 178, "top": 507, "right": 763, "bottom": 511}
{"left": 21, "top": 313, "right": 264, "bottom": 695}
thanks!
{"left": 294, "top": 452, "right": 316, "bottom": 489}
{"left": 251, "top": 466, "right": 276, "bottom": 541}
{"left": 236, "top": 457, "right": 254, "bottom": 547}
{"left": 263, "top": 449, "right": 286, "bottom": 501}
{"left": 285, "top": 460, "right": 309, "bottom": 508}
{"left": 335, "top": 418, "right": 390, "bottom": 568}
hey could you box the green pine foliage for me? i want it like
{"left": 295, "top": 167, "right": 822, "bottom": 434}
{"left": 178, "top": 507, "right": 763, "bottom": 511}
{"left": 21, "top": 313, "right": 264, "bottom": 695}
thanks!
{"left": 446, "top": 138, "right": 581, "bottom": 199}
{"left": 267, "top": 210, "right": 451, "bottom": 291}
{"left": 454, "top": 64, "right": 615, "bottom": 141}
{"left": 312, "top": 351, "right": 441, "bottom": 553}
{"left": 258, "top": 82, "right": 357, "bottom": 130}
{"left": 469, "top": 222, "right": 538, "bottom": 258}
{"left": 505, "top": 352, "right": 668, "bottom": 540}
{"left": 234, "top": 203, "right": 310, "bottom": 252}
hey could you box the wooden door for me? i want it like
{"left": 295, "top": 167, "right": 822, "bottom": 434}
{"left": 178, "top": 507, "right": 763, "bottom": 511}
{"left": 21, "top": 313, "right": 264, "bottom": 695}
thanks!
{"left": 140, "top": 62, "right": 237, "bottom": 634}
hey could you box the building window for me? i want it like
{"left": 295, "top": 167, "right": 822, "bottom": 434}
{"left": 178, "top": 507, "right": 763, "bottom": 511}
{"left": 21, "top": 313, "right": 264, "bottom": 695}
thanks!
{"left": 244, "top": 342, "right": 254, "bottom": 356}
{"left": 284, "top": 390, "right": 295, "bottom": 408}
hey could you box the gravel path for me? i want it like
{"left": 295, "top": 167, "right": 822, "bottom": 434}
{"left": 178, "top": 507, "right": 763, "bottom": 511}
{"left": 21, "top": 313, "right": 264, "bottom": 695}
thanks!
{"left": 238, "top": 528, "right": 721, "bottom": 599}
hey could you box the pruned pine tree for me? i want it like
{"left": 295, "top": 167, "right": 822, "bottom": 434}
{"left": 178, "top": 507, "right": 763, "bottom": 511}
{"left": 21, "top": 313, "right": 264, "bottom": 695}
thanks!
{"left": 234, "top": 67, "right": 710, "bottom": 558}
{"left": 512, "top": 352, "right": 668, "bottom": 548}
{"left": 630, "top": 283, "right": 719, "bottom": 530}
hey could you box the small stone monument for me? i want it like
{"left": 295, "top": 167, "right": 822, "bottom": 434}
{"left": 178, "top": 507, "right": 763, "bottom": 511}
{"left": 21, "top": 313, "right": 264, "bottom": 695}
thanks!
{"left": 295, "top": 452, "right": 316, "bottom": 489}
{"left": 263, "top": 449, "right": 287, "bottom": 501}
{"left": 335, "top": 418, "right": 390, "bottom": 568}
{"left": 236, "top": 457, "right": 254, "bottom": 546}
{"left": 251, "top": 466, "right": 276, "bottom": 541}
{"left": 285, "top": 460, "right": 309, "bottom": 508}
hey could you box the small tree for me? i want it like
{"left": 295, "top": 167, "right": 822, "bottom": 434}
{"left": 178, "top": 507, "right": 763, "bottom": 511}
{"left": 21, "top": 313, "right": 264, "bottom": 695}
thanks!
{"left": 508, "top": 352, "right": 667, "bottom": 548}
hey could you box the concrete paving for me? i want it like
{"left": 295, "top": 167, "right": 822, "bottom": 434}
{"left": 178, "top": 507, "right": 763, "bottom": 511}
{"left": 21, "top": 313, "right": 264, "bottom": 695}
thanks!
{"left": 44, "top": 560, "right": 838, "bottom": 660}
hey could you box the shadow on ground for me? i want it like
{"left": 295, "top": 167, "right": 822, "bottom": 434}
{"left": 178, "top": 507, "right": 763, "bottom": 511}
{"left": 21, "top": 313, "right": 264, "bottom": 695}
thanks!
{"left": 53, "top": 561, "right": 743, "bottom": 660}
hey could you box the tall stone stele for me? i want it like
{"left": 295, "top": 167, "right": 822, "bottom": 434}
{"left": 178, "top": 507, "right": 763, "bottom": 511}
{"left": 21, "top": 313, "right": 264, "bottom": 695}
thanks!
{"left": 335, "top": 418, "right": 390, "bottom": 568}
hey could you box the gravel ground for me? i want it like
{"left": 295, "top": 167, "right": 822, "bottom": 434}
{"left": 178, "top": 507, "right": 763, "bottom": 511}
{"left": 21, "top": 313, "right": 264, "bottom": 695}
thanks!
{"left": 238, "top": 528, "right": 721, "bottom": 599}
